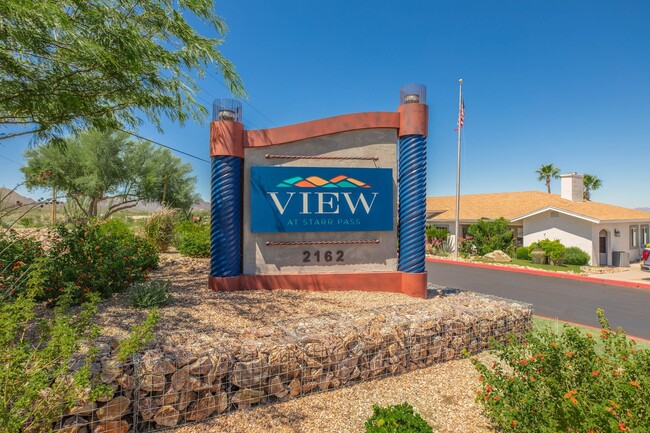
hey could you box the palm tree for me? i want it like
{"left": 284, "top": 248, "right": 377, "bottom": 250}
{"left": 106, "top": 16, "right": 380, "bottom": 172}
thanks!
{"left": 535, "top": 163, "right": 561, "bottom": 193}
{"left": 583, "top": 174, "right": 602, "bottom": 201}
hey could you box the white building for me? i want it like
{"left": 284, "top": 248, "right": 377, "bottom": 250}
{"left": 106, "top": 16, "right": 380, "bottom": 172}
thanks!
{"left": 426, "top": 174, "right": 650, "bottom": 266}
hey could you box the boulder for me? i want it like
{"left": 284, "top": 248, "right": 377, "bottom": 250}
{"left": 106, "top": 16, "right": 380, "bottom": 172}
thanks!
{"left": 483, "top": 250, "right": 511, "bottom": 262}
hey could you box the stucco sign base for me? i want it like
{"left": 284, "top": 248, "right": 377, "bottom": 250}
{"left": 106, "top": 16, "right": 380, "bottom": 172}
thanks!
{"left": 209, "top": 271, "right": 427, "bottom": 298}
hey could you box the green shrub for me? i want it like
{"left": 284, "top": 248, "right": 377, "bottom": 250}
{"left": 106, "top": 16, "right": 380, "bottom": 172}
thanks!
{"left": 31, "top": 222, "right": 158, "bottom": 305}
{"left": 466, "top": 218, "right": 515, "bottom": 256}
{"left": 129, "top": 279, "right": 172, "bottom": 309}
{"left": 564, "top": 246, "right": 590, "bottom": 266}
{"left": 174, "top": 221, "right": 210, "bottom": 258}
{"left": 425, "top": 226, "right": 448, "bottom": 242}
{"left": 0, "top": 233, "right": 44, "bottom": 299}
{"left": 471, "top": 309, "right": 650, "bottom": 433}
{"left": 142, "top": 207, "right": 178, "bottom": 252}
{"left": 515, "top": 246, "right": 531, "bottom": 261}
{"left": 531, "top": 239, "right": 566, "bottom": 263}
{"left": 98, "top": 218, "right": 134, "bottom": 243}
{"left": 365, "top": 402, "right": 433, "bottom": 433}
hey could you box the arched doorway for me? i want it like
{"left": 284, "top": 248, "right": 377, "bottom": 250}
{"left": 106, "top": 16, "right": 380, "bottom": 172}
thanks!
{"left": 599, "top": 229, "right": 608, "bottom": 266}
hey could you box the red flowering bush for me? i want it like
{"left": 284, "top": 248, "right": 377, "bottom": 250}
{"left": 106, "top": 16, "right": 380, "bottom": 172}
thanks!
{"left": 32, "top": 221, "right": 158, "bottom": 304}
{"left": 0, "top": 233, "right": 43, "bottom": 299}
{"left": 472, "top": 309, "right": 649, "bottom": 432}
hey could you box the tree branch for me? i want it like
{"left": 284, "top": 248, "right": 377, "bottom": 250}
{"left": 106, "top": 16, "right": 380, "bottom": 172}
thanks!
{"left": 104, "top": 200, "right": 139, "bottom": 219}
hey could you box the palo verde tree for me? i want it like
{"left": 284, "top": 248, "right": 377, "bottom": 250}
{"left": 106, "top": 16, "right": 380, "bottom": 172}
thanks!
{"left": 0, "top": 0, "right": 245, "bottom": 145}
{"left": 535, "top": 163, "right": 561, "bottom": 193}
{"left": 21, "top": 130, "right": 198, "bottom": 219}
{"left": 582, "top": 173, "right": 602, "bottom": 201}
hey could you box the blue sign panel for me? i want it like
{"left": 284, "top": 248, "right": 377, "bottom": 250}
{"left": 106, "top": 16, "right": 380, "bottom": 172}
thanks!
{"left": 251, "top": 166, "right": 394, "bottom": 233}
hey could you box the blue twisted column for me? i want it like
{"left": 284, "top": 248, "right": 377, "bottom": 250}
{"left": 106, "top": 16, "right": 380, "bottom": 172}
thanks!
{"left": 210, "top": 156, "right": 242, "bottom": 277}
{"left": 398, "top": 134, "right": 427, "bottom": 273}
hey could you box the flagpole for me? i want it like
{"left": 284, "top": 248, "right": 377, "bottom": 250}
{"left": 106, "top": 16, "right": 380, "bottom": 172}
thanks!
{"left": 454, "top": 79, "right": 463, "bottom": 260}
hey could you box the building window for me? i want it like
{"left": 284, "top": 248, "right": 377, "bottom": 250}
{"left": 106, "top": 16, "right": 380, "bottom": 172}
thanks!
{"left": 630, "top": 225, "right": 639, "bottom": 248}
{"left": 642, "top": 225, "right": 649, "bottom": 246}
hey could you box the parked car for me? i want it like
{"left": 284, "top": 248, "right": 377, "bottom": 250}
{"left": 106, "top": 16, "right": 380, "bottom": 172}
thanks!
{"left": 642, "top": 247, "right": 650, "bottom": 271}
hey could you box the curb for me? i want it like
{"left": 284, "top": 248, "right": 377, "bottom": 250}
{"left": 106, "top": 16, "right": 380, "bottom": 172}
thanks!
{"left": 534, "top": 314, "right": 650, "bottom": 344}
{"left": 425, "top": 257, "right": 650, "bottom": 291}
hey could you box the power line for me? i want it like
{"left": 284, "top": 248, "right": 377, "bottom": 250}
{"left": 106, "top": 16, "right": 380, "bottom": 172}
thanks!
{"left": 0, "top": 154, "right": 23, "bottom": 166}
{"left": 118, "top": 129, "right": 210, "bottom": 163}
{"left": 203, "top": 72, "right": 279, "bottom": 128}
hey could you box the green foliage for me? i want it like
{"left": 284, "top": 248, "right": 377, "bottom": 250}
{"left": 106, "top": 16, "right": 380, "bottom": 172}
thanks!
{"left": 365, "top": 402, "right": 433, "bottom": 433}
{"left": 0, "top": 289, "right": 101, "bottom": 433}
{"left": 0, "top": 290, "right": 159, "bottom": 432}
{"left": 99, "top": 218, "right": 134, "bottom": 243}
{"left": 143, "top": 208, "right": 178, "bottom": 252}
{"left": 530, "top": 239, "right": 566, "bottom": 263}
{"left": 564, "top": 247, "right": 591, "bottom": 266}
{"left": 0, "top": 233, "right": 44, "bottom": 299}
{"left": 583, "top": 174, "right": 603, "bottom": 201}
{"left": 0, "top": 0, "right": 244, "bottom": 144}
{"left": 535, "top": 163, "right": 561, "bottom": 193}
{"left": 425, "top": 226, "right": 448, "bottom": 242}
{"left": 515, "top": 246, "right": 531, "bottom": 261}
{"left": 31, "top": 222, "right": 158, "bottom": 304}
{"left": 116, "top": 309, "right": 160, "bottom": 362}
{"left": 129, "top": 280, "right": 172, "bottom": 309}
{"left": 471, "top": 309, "right": 650, "bottom": 433}
{"left": 22, "top": 130, "right": 199, "bottom": 220}
{"left": 465, "top": 218, "right": 515, "bottom": 256}
{"left": 1, "top": 229, "right": 159, "bottom": 432}
{"left": 174, "top": 221, "right": 210, "bottom": 258}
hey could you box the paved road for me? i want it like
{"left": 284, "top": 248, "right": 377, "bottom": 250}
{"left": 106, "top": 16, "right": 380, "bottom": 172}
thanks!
{"left": 426, "top": 261, "right": 650, "bottom": 340}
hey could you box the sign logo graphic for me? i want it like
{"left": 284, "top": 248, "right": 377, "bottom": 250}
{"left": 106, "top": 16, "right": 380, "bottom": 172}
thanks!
{"left": 251, "top": 166, "right": 393, "bottom": 233}
{"left": 277, "top": 175, "right": 371, "bottom": 188}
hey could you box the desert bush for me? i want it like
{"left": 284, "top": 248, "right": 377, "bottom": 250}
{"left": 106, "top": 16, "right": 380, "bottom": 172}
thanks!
{"left": 142, "top": 207, "right": 178, "bottom": 251}
{"left": 365, "top": 402, "right": 433, "bottom": 433}
{"left": 174, "top": 221, "right": 210, "bottom": 258}
{"left": 129, "top": 279, "right": 172, "bottom": 309}
{"left": 471, "top": 309, "right": 650, "bottom": 433}
{"left": 466, "top": 218, "right": 515, "bottom": 256}
{"left": 425, "top": 226, "right": 448, "bottom": 242}
{"left": 0, "top": 233, "right": 44, "bottom": 299}
{"left": 0, "top": 288, "right": 159, "bottom": 432}
{"left": 31, "top": 222, "right": 158, "bottom": 304}
{"left": 98, "top": 218, "right": 134, "bottom": 243}
{"left": 515, "top": 246, "right": 531, "bottom": 261}
{"left": 564, "top": 246, "right": 590, "bottom": 266}
{"left": 530, "top": 239, "right": 566, "bottom": 263}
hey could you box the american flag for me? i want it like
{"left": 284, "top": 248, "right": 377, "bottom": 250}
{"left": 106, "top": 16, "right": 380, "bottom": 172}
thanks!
{"left": 455, "top": 99, "right": 465, "bottom": 131}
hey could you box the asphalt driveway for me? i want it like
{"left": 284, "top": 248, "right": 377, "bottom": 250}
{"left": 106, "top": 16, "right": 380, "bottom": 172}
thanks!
{"left": 426, "top": 260, "right": 650, "bottom": 340}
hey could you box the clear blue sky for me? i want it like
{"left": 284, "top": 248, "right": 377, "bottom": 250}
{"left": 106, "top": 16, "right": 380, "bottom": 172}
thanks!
{"left": 2, "top": 0, "right": 649, "bottom": 208}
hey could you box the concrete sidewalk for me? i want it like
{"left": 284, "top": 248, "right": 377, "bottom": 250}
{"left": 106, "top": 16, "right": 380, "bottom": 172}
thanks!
{"left": 589, "top": 263, "right": 650, "bottom": 285}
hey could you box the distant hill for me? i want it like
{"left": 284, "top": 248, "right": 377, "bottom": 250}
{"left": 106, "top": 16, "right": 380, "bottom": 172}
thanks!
{"left": 2, "top": 187, "right": 210, "bottom": 214}
{"left": 0, "top": 187, "right": 36, "bottom": 208}
{"left": 193, "top": 197, "right": 210, "bottom": 211}
{"left": 637, "top": 207, "right": 650, "bottom": 213}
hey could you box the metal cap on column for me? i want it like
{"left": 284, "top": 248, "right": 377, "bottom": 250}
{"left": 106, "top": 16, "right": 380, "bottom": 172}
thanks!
{"left": 397, "top": 84, "right": 428, "bottom": 273}
{"left": 210, "top": 99, "right": 243, "bottom": 278}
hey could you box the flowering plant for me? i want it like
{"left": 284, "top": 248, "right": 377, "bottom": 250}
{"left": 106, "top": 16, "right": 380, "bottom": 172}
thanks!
{"left": 471, "top": 309, "right": 649, "bottom": 432}
{"left": 32, "top": 221, "right": 158, "bottom": 304}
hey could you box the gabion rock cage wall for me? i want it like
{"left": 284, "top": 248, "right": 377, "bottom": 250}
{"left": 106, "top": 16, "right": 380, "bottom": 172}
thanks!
{"left": 54, "top": 294, "right": 532, "bottom": 432}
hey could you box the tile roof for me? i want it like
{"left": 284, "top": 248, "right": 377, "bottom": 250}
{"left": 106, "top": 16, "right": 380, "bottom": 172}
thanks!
{"left": 426, "top": 191, "right": 650, "bottom": 223}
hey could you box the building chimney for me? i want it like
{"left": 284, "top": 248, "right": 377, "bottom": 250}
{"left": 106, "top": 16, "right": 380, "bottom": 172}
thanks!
{"left": 560, "top": 173, "right": 584, "bottom": 202}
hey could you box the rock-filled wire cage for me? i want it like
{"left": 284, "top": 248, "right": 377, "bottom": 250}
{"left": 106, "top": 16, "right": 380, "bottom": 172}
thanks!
{"left": 52, "top": 293, "right": 532, "bottom": 432}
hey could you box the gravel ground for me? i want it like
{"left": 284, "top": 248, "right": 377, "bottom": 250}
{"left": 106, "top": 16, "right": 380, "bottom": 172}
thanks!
{"left": 92, "top": 252, "right": 499, "bottom": 433}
